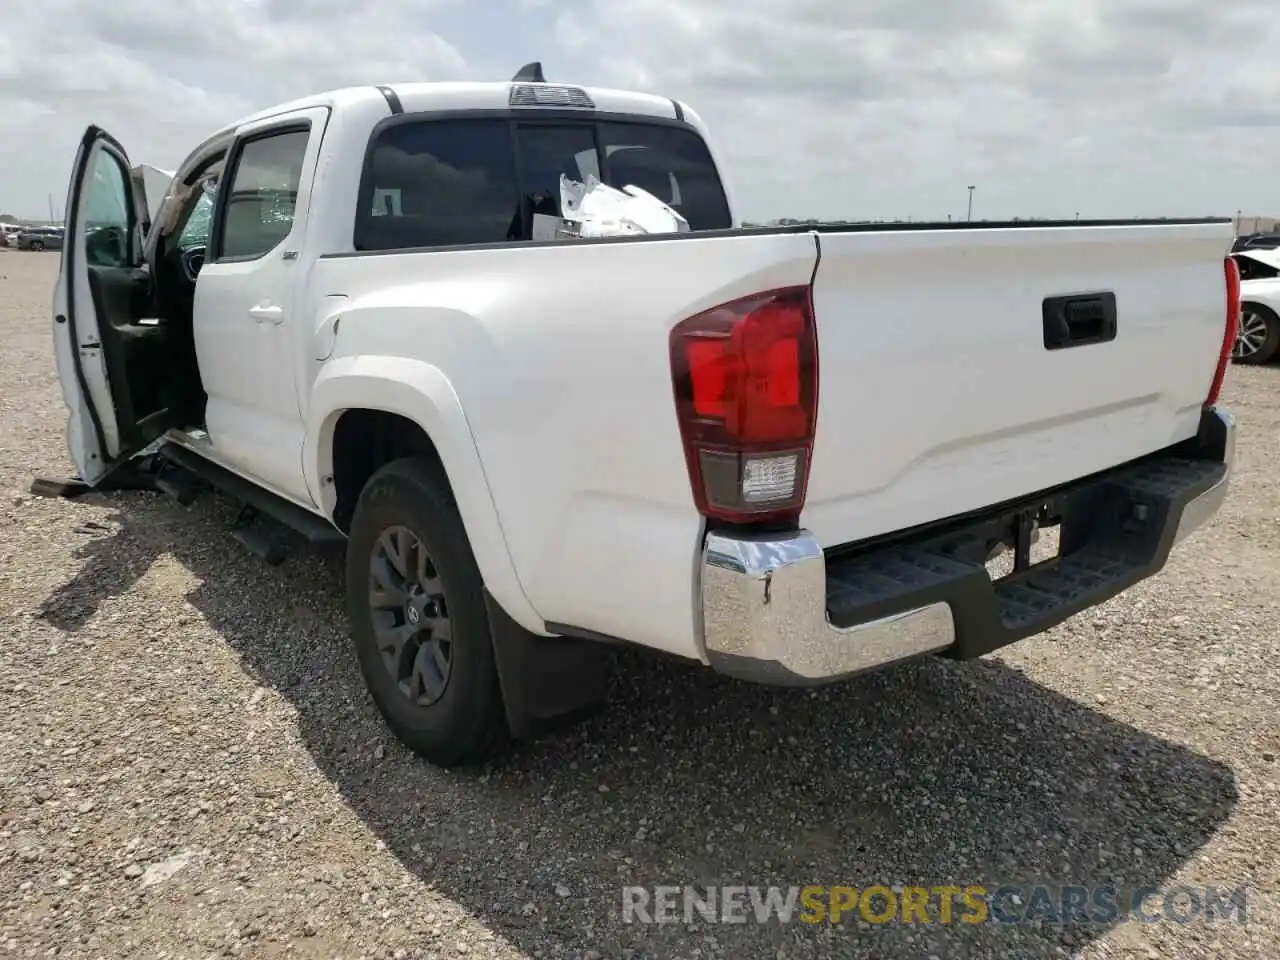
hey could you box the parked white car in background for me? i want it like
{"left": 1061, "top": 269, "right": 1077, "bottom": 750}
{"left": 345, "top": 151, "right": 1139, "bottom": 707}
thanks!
{"left": 1233, "top": 248, "right": 1280, "bottom": 364}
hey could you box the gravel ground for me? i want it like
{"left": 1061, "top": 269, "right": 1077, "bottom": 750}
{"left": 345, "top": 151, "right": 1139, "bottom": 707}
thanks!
{"left": 1, "top": 247, "right": 1278, "bottom": 959}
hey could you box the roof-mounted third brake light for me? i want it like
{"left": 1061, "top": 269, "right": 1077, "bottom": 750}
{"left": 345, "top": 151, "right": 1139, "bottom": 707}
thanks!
{"left": 508, "top": 60, "right": 595, "bottom": 109}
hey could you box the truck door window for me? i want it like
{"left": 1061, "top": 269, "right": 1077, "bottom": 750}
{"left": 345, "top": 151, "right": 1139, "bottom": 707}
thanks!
{"left": 355, "top": 119, "right": 521, "bottom": 251}
{"left": 598, "top": 123, "right": 731, "bottom": 230}
{"left": 513, "top": 125, "right": 600, "bottom": 220}
{"left": 216, "top": 128, "right": 309, "bottom": 261}
{"left": 179, "top": 189, "right": 215, "bottom": 249}
{"left": 82, "top": 149, "right": 134, "bottom": 269}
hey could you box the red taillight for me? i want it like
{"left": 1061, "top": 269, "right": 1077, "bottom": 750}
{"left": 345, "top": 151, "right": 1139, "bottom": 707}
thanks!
{"left": 669, "top": 286, "right": 819, "bottom": 525}
{"left": 1208, "top": 256, "right": 1240, "bottom": 407}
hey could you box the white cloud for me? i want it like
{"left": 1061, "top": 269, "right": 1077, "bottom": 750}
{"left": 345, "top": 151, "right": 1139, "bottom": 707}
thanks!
{"left": 0, "top": 0, "right": 468, "bottom": 218}
{"left": 553, "top": 0, "right": 1280, "bottom": 221}
{"left": 1, "top": 0, "right": 1277, "bottom": 222}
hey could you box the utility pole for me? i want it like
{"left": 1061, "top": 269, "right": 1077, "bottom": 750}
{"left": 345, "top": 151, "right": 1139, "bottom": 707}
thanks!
{"left": 47, "top": 194, "right": 55, "bottom": 224}
{"left": 966, "top": 185, "right": 976, "bottom": 222}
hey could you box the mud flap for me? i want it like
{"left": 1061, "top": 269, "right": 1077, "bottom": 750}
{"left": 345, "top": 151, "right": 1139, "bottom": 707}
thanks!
{"left": 484, "top": 590, "right": 612, "bottom": 739}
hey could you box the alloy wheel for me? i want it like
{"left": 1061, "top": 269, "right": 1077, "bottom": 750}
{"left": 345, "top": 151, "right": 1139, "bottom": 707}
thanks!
{"left": 1234, "top": 309, "right": 1271, "bottom": 360}
{"left": 368, "top": 525, "right": 453, "bottom": 706}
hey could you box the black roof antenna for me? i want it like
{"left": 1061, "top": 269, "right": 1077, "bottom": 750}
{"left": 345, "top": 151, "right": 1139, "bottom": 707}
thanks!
{"left": 512, "top": 61, "right": 546, "bottom": 83}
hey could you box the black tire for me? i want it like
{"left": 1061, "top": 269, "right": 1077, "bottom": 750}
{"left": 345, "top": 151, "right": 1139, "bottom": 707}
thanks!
{"left": 1234, "top": 304, "right": 1280, "bottom": 365}
{"left": 28, "top": 239, "right": 44, "bottom": 252}
{"left": 345, "top": 457, "right": 507, "bottom": 767}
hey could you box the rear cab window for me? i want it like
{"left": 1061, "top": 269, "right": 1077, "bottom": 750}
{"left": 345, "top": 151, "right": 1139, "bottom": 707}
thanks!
{"left": 596, "top": 123, "right": 731, "bottom": 233}
{"left": 354, "top": 114, "right": 731, "bottom": 252}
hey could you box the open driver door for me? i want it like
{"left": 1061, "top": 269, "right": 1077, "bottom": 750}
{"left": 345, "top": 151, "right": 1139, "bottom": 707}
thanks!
{"left": 52, "top": 125, "right": 176, "bottom": 488}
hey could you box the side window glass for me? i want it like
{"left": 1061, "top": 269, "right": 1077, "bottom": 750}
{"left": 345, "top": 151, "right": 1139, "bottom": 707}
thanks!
{"left": 179, "top": 188, "right": 215, "bottom": 248}
{"left": 355, "top": 119, "right": 520, "bottom": 251}
{"left": 82, "top": 147, "right": 132, "bottom": 268}
{"left": 217, "top": 129, "right": 309, "bottom": 260}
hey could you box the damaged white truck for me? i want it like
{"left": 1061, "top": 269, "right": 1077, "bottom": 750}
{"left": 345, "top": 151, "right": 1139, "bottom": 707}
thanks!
{"left": 51, "top": 67, "right": 1239, "bottom": 767}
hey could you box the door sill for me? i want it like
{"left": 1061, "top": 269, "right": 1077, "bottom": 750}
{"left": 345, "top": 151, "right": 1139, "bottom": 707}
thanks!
{"left": 171, "top": 425, "right": 212, "bottom": 446}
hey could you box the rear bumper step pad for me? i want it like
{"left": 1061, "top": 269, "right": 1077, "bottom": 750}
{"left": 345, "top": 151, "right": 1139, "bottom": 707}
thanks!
{"left": 825, "top": 454, "right": 1227, "bottom": 660}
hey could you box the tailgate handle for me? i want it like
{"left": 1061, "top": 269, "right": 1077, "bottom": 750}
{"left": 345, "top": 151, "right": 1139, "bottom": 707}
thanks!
{"left": 1042, "top": 292, "right": 1117, "bottom": 350}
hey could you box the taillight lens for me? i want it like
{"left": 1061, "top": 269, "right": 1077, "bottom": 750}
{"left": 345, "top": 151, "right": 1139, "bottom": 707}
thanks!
{"left": 1208, "top": 256, "right": 1240, "bottom": 406}
{"left": 669, "top": 286, "right": 818, "bottom": 525}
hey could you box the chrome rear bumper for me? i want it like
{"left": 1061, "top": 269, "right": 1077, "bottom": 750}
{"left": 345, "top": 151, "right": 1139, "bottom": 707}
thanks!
{"left": 702, "top": 533, "right": 955, "bottom": 683}
{"left": 699, "top": 407, "right": 1236, "bottom": 685}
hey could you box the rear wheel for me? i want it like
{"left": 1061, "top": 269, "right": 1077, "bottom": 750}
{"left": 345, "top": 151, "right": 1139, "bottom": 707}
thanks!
{"left": 1234, "top": 304, "right": 1280, "bottom": 365}
{"left": 28, "top": 239, "right": 44, "bottom": 252}
{"left": 345, "top": 458, "right": 507, "bottom": 767}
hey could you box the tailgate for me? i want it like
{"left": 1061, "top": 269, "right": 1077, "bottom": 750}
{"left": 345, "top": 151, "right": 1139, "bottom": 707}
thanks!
{"left": 803, "top": 221, "right": 1234, "bottom": 548}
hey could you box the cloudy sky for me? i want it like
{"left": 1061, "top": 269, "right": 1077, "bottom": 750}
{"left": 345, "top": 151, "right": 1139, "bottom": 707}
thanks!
{"left": 2, "top": 0, "right": 1278, "bottom": 223}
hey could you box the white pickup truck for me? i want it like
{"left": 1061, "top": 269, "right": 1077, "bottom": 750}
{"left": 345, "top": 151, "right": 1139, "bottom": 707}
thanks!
{"left": 51, "top": 69, "right": 1239, "bottom": 767}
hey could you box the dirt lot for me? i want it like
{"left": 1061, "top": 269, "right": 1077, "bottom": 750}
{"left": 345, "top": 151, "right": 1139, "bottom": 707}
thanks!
{"left": 1, "top": 247, "right": 1277, "bottom": 959}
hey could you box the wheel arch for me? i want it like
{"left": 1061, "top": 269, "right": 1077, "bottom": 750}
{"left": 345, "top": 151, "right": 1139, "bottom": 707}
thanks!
{"left": 305, "top": 356, "right": 544, "bottom": 633}
{"left": 1241, "top": 299, "right": 1279, "bottom": 319}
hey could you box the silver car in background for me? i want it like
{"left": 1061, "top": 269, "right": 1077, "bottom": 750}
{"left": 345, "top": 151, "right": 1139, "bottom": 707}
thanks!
{"left": 16, "top": 226, "right": 64, "bottom": 251}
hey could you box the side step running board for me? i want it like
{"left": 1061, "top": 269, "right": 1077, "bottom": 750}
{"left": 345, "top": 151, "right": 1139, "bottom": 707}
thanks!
{"left": 159, "top": 443, "right": 345, "bottom": 547}
{"left": 231, "top": 505, "right": 289, "bottom": 566}
{"left": 154, "top": 464, "right": 202, "bottom": 506}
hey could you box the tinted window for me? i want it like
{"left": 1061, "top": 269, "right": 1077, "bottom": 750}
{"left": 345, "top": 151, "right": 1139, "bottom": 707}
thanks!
{"left": 515, "top": 125, "right": 600, "bottom": 220}
{"left": 356, "top": 119, "right": 520, "bottom": 251}
{"left": 353, "top": 117, "right": 731, "bottom": 248}
{"left": 599, "top": 123, "right": 731, "bottom": 231}
{"left": 218, "top": 129, "right": 309, "bottom": 260}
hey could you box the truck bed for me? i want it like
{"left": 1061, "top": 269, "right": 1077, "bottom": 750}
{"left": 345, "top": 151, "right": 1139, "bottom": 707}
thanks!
{"left": 313, "top": 215, "right": 1233, "bottom": 655}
